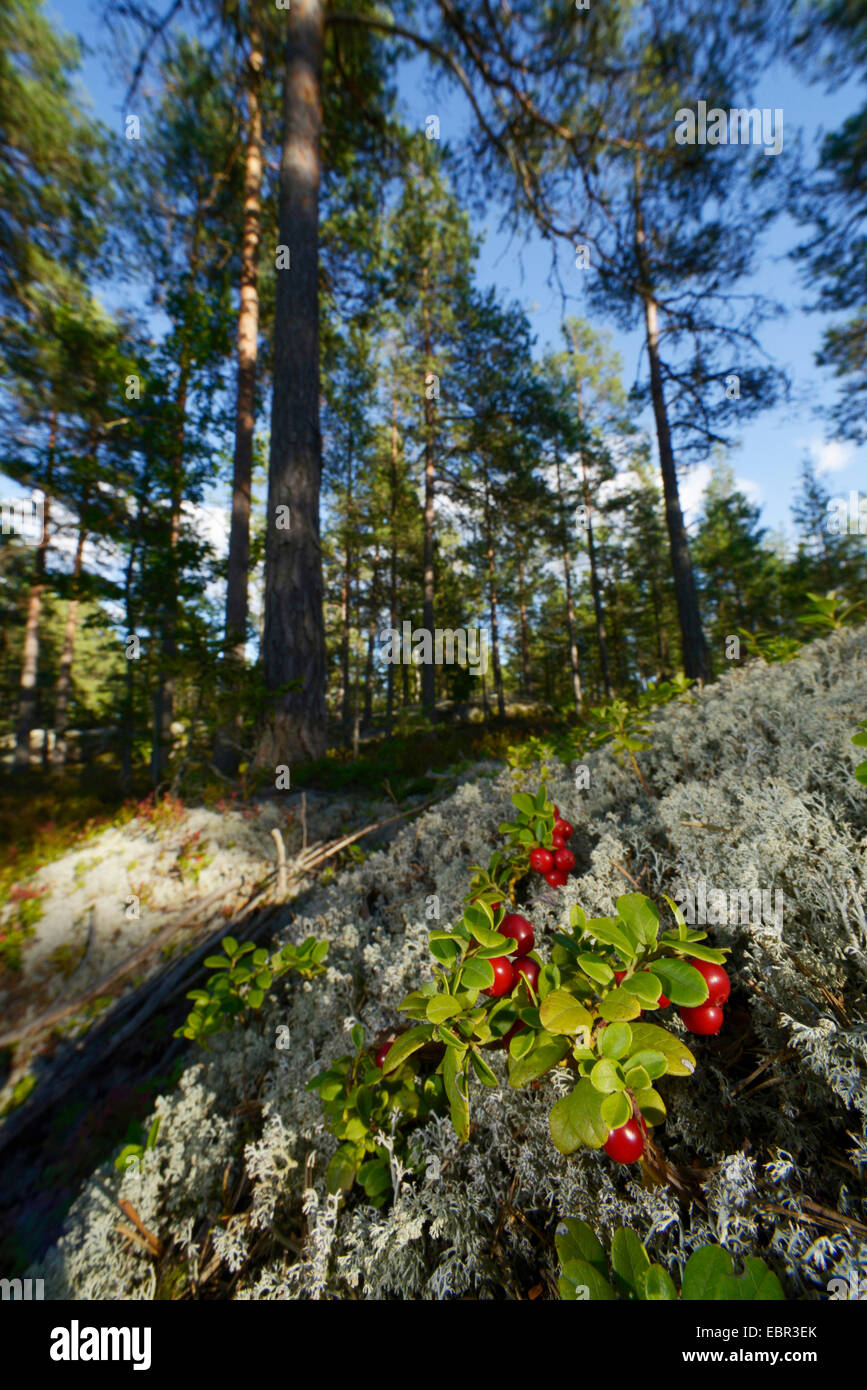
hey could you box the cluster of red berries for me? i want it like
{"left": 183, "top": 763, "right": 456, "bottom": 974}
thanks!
{"left": 678, "top": 958, "right": 730, "bottom": 1036}
{"left": 528, "top": 806, "right": 575, "bottom": 888}
{"left": 484, "top": 911, "right": 539, "bottom": 1000}
{"left": 602, "top": 959, "right": 731, "bottom": 1165}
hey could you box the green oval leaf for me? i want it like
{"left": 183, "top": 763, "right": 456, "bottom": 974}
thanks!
{"left": 380, "top": 1024, "right": 435, "bottom": 1075}
{"left": 560, "top": 1258, "right": 615, "bottom": 1301}
{"left": 625, "top": 1048, "right": 667, "bottom": 1080}
{"left": 624, "top": 1065, "right": 651, "bottom": 1091}
{"left": 600, "top": 1090, "right": 632, "bottom": 1129}
{"left": 577, "top": 952, "right": 615, "bottom": 985}
{"left": 598, "top": 987, "right": 642, "bottom": 1021}
{"left": 642, "top": 1264, "right": 678, "bottom": 1300}
{"left": 555, "top": 1216, "right": 607, "bottom": 1275}
{"left": 470, "top": 1049, "right": 499, "bottom": 1087}
{"left": 549, "top": 1078, "right": 608, "bottom": 1153}
{"left": 648, "top": 958, "right": 709, "bottom": 1006}
{"left": 459, "top": 956, "right": 495, "bottom": 991}
{"left": 598, "top": 1022, "right": 633, "bottom": 1058}
{"left": 681, "top": 1245, "right": 734, "bottom": 1300}
{"left": 611, "top": 1227, "right": 651, "bottom": 1298}
{"left": 615, "top": 894, "right": 660, "bottom": 946}
{"left": 426, "top": 995, "right": 464, "bottom": 1024}
{"left": 634, "top": 1086, "right": 666, "bottom": 1124}
{"left": 620, "top": 971, "right": 662, "bottom": 1003}
{"left": 539, "top": 989, "right": 594, "bottom": 1037}
{"left": 628, "top": 1021, "right": 697, "bottom": 1075}
{"left": 590, "top": 1057, "right": 626, "bottom": 1093}
{"left": 508, "top": 1029, "right": 569, "bottom": 1087}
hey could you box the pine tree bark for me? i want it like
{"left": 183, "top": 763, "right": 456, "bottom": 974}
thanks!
{"left": 484, "top": 472, "right": 505, "bottom": 718}
{"left": 258, "top": 1, "right": 327, "bottom": 767}
{"left": 52, "top": 517, "right": 87, "bottom": 769}
{"left": 421, "top": 279, "right": 436, "bottom": 716}
{"left": 217, "top": 26, "right": 263, "bottom": 773}
{"left": 634, "top": 166, "right": 710, "bottom": 683}
{"left": 516, "top": 544, "right": 530, "bottom": 697}
{"left": 386, "top": 379, "right": 399, "bottom": 736}
{"left": 14, "top": 417, "right": 54, "bottom": 770}
{"left": 555, "top": 449, "right": 583, "bottom": 714}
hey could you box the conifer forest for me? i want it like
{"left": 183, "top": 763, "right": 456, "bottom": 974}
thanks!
{"left": 1, "top": 0, "right": 866, "bottom": 1335}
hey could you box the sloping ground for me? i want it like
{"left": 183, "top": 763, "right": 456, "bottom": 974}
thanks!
{"left": 34, "top": 629, "right": 867, "bottom": 1299}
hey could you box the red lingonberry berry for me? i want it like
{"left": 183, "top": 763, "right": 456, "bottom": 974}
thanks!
{"left": 529, "top": 847, "right": 554, "bottom": 874}
{"left": 545, "top": 868, "right": 568, "bottom": 887}
{"left": 374, "top": 1042, "right": 392, "bottom": 1069}
{"left": 554, "top": 817, "right": 574, "bottom": 840}
{"left": 552, "top": 831, "right": 567, "bottom": 850}
{"left": 500, "top": 912, "right": 534, "bottom": 956}
{"left": 604, "top": 1119, "right": 644, "bottom": 1164}
{"left": 553, "top": 847, "right": 575, "bottom": 872}
{"left": 512, "top": 957, "right": 540, "bottom": 993}
{"left": 485, "top": 956, "right": 515, "bottom": 997}
{"left": 687, "top": 958, "right": 730, "bottom": 1007}
{"left": 679, "top": 1003, "right": 724, "bottom": 1035}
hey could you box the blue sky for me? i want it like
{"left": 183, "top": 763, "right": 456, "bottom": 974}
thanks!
{"left": 46, "top": 0, "right": 867, "bottom": 548}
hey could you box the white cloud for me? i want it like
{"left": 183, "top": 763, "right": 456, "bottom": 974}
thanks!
{"left": 800, "top": 436, "right": 854, "bottom": 476}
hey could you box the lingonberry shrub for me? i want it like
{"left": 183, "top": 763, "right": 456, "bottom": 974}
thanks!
{"left": 396, "top": 782, "right": 730, "bottom": 1160}
{"left": 556, "top": 1218, "right": 784, "bottom": 1301}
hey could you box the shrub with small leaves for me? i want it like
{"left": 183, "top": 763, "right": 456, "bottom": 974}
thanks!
{"left": 556, "top": 1217, "right": 784, "bottom": 1301}
{"left": 306, "top": 1024, "right": 445, "bottom": 1206}
{"left": 177, "top": 934, "right": 329, "bottom": 1043}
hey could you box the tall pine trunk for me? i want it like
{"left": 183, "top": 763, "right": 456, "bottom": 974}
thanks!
{"left": 386, "top": 379, "right": 399, "bottom": 736}
{"left": 258, "top": 0, "right": 327, "bottom": 767}
{"left": 421, "top": 283, "right": 436, "bottom": 716}
{"left": 635, "top": 167, "right": 710, "bottom": 683}
{"left": 484, "top": 472, "right": 505, "bottom": 718}
{"left": 516, "top": 545, "right": 530, "bottom": 696}
{"left": 218, "top": 25, "right": 264, "bottom": 773}
{"left": 555, "top": 449, "right": 583, "bottom": 714}
{"left": 52, "top": 516, "right": 87, "bottom": 769}
{"left": 14, "top": 415, "right": 54, "bottom": 770}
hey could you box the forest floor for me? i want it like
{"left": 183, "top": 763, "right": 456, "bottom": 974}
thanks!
{"left": 3, "top": 642, "right": 866, "bottom": 1295}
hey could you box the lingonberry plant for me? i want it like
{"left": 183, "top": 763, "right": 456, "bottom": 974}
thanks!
{"left": 556, "top": 1217, "right": 784, "bottom": 1301}
{"left": 306, "top": 1024, "right": 445, "bottom": 1205}
{"left": 177, "top": 934, "right": 329, "bottom": 1043}
{"left": 394, "top": 783, "right": 730, "bottom": 1162}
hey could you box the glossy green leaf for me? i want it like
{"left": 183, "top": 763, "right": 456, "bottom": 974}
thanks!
{"left": 326, "top": 1144, "right": 357, "bottom": 1195}
{"left": 681, "top": 1245, "right": 733, "bottom": 1300}
{"left": 619, "top": 971, "right": 662, "bottom": 1003}
{"left": 598, "top": 987, "right": 642, "bottom": 1021}
{"left": 616, "top": 894, "right": 660, "bottom": 947}
{"left": 539, "top": 989, "right": 593, "bottom": 1037}
{"left": 600, "top": 1090, "right": 632, "bottom": 1129}
{"left": 590, "top": 1057, "right": 626, "bottom": 1093}
{"left": 470, "top": 1049, "right": 499, "bottom": 1087}
{"left": 634, "top": 1086, "right": 666, "bottom": 1124}
{"left": 508, "top": 1029, "right": 569, "bottom": 1087}
{"left": 509, "top": 1027, "right": 535, "bottom": 1059}
{"left": 577, "top": 952, "right": 615, "bottom": 985}
{"left": 512, "top": 791, "right": 536, "bottom": 817}
{"left": 443, "top": 1045, "right": 470, "bottom": 1142}
{"left": 560, "top": 1258, "right": 615, "bottom": 1301}
{"left": 380, "top": 1024, "right": 435, "bottom": 1075}
{"left": 649, "top": 958, "right": 709, "bottom": 1006}
{"left": 598, "top": 1022, "right": 633, "bottom": 1058}
{"left": 220, "top": 937, "right": 239, "bottom": 957}
{"left": 611, "top": 1227, "right": 651, "bottom": 1298}
{"left": 536, "top": 963, "right": 561, "bottom": 998}
{"left": 459, "top": 956, "right": 495, "bottom": 991}
{"left": 624, "top": 1065, "right": 651, "bottom": 1091}
{"left": 628, "top": 1022, "right": 697, "bottom": 1076}
{"left": 625, "top": 1049, "right": 667, "bottom": 1080}
{"left": 660, "top": 937, "right": 727, "bottom": 965}
{"left": 642, "top": 1264, "right": 678, "bottom": 1300}
{"left": 549, "top": 1078, "right": 608, "bottom": 1153}
{"left": 555, "top": 1216, "right": 608, "bottom": 1276}
{"left": 724, "top": 1257, "right": 785, "bottom": 1301}
{"left": 583, "top": 916, "right": 636, "bottom": 958}
{"left": 426, "top": 994, "right": 464, "bottom": 1024}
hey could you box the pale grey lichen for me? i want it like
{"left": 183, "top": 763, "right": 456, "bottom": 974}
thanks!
{"left": 32, "top": 627, "right": 867, "bottom": 1299}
